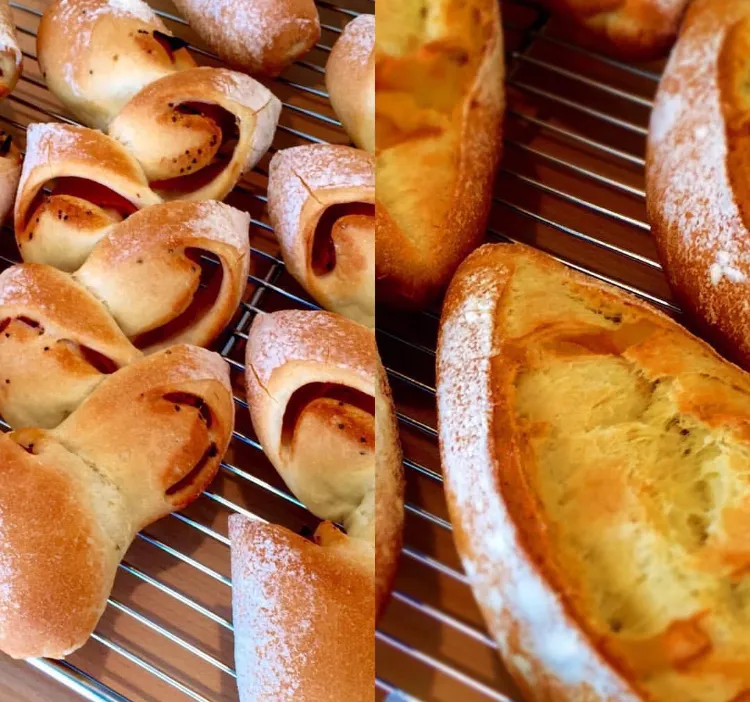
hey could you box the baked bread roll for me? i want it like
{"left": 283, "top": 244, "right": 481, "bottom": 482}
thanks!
{"left": 0, "top": 345, "right": 233, "bottom": 659}
{"left": 0, "top": 132, "right": 21, "bottom": 225}
{"left": 0, "top": 264, "right": 141, "bottom": 430}
{"left": 267, "top": 145, "right": 375, "bottom": 327}
{"left": 37, "top": 0, "right": 195, "bottom": 130}
{"left": 241, "top": 310, "right": 403, "bottom": 697}
{"left": 326, "top": 14, "right": 374, "bottom": 153}
{"left": 438, "top": 242, "right": 750, "bottom": 702}
{"left": 107, "top": 67, "right": 281, "bottom": 201}
{"left": 74, "top": 200, "right": 250, "bottom": 351}
{"left": 0, "top": 0, "right": 21, "bottom": 99}
{"left": 230, "top": 517, "right": 373, "bottom": 702}
{"left": 15, "top": 123, "right": 162, "bottom": 273}
{"left": 171, "top": 0, "right": 320, "bottom": 76}
{"left": 376, "top": 0, "right": 504, "bottom": 309}
{"left": 647, "top": 0, "right": 750, "bottom": 370}
{"left": 541, "top": 0, "right": 690, "bottom": 60}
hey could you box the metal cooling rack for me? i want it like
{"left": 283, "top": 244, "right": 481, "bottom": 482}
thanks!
{"left": 0, "top": 0, "right": 673, "bottom": 700}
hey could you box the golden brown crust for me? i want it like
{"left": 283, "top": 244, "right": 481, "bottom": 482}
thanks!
{"left": 171, "top": 0, "right": 320, "bottom": 76}
{"left": 0, "top": 0, "right": 21, "bottom": 99}
{"left": 0, "top": 137, "right": 23, "bottom": 227}
{"left": 438, "top": 243, "right": 750, "bottom": 702}
{"left": 37, "top": 0, "right": 196, "bottom": 130}
{"left": 646, "top": 0, "right": 750, "bottom": 370}
{"left": 267, "top": 145, "right": 375, "bottom": 327}
{"left": 229, "top": 517, "right": 374, "bottom": 702}
{"left": 107, "top": 67, "right": 281, "bottom": 202}
{"left": 375, "top": 0, "right": 504, "bottom": 309}
{"left": 0, "top": 345, "right": 233, "bottom": 660}
{"left": 326, "top": 14, "right": 374, "bottom": 153}
{"left": 541, "top": 0, "right": 689, "bottom": 60}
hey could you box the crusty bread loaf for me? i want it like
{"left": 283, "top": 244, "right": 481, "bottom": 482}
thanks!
{"left": 37, "top": 0, "right": 195, "bottom": 130}
{"left": 541, "top": 0, "right": 689, "bottom": 60}
{"left": 438, "top": 243, "right": 750, "bottom": 702}
{"left": 267, "top": 145, "right": 375, "bottom": 327}
{"left": 647, "top": 0, "right": 750, "bottom": 371}
{"left": 230, "top": 517, "right": 374, "bottom": 702}
{"left": 0, "top": 0, "right": 21, "bottom": 99}
{"left": 0, "top": 132, "right": 22, "bottom": 226}
{"left": 0, "top": 345, "right": 233, "bottom": 660}
{"left": 326, "top": 14, "right": 374, "bottom": 153}
{"left": 171, "top": 0, "right": 320, "bottom": 77}
{"left": 375, "top": 0, "right": 504, "bottom": 309}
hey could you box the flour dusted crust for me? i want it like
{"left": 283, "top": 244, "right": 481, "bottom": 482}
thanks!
{"left": 0, "top": 345, "right": 233, "bottom": 659}
{"left": 37, "top": 0, "right": 196, "bottom": 130}
{"left": 0, "top": 0, "right": 22, "bottom": 98}
{"left": 541, "top": 0, "right": 689, "bottom": 60}
{"left": 375, "top": 0, "right": 504, "bottom": 309}
{"left": 438, "top": 243, "right": 750, "bottom": 702}
{"left": 267, "top": 145, "right": 375, "bottom": 327}
{"left": 647, "top": 0, "right": 750, "bottom": 370}
{"left": 171, "top": 0, "right": 320, "bottom": 76}
{"left": 241, "top": 310, "right": 403, "bottom": 696}
{"left": 326, "top": 14, "right": 374, "bottom": 153}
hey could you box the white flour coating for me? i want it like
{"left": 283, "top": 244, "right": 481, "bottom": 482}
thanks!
{"left": 173, "top": 0, "right": 317, "bottom": 66}
{"left": 267, "top": 145, "right": 374, "bottom": 259}
{"left": 230, "top": 520, "right": 313, "bottom": 700}
{"left": 649, "top": 19, "right": 750, "bottom": 288}
{"left": 18, "top": 123, "right": 81, "bottom": 187}
{"left": 436, "top": 260, "right": 638, "bottom": 699}
{"left": 0, "top": 0, "right": 19, "bottom": 59}
{"left": 335, "top": 14, "right": 374, "bottom": 67}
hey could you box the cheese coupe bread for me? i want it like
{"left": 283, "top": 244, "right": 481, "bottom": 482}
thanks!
{"left": 376, "top": 0, "right": 504, "bottom": 309}
{"left": 171, "top": 0, "right": 321, "bottom": 77}
{"left": 541, "top": 0, "right": 690, "bottom": 60}
{"left": 238, "top": 310, "right": 404, "bottom": 699}
{"left": 0, "top": 345, "right": 234, "bottom": 660}
{"left": 267, "top": 144, "right": 375, "bottom": 327}
{"left": 326, "top": 14, "right": 374, "bottom": 153}
{"left": 438, "top": 242, "right": 750, "bottom": 702}
{"left": 647, "top": 0, "right": 750, "bottom": 370}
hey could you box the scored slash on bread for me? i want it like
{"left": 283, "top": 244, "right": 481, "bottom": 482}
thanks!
{"left": 267, "top": 144, "right": 375, "bottom": 327}
{"left": 0, "top": 200, "right": 249, "bottom": 429}
{"left": 437, "top": 243, "right": 750, "bottom": 702}
{"left": 647, "top": 0, "right": 750, "bottom": 371}
{"left": 237, "top": 310, "right": 404, "bottom": 700}
{"left": 0, "top": 345, "right": 234, "bottom": 660}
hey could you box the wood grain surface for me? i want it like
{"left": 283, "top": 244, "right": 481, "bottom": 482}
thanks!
{"left": 0, "top": 0, "right": 677, "bottom": 701}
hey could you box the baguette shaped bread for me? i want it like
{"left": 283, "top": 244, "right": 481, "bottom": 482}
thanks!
{"left": 15, "top": 123, "right": 162, "bottom": 272}
{"left": 230, "top": 517, "right": 374, "bottom": 702}
{"left": 0, "top": 264, "right": 142, "bottom": 429}
{"left": 541, "top": 0, "right": 689, "bottom": 60}
{"left": 0, "top": 345, "right": 233, "bottom": 659}
{"left": 171, "top": 0, "right": 320, "bottom": 77}
{"left": 326, "top": 14, "right": 374, "bottom": 153}
{"left": 107, "top": 67, "right": 281, "bottom": 201}
{"left": 647, "top": 0, "right": 750, "bottom": 369}
{"left": 37, "top": 0, "right": 195, "bottom": 130}
{"left": 0, "top": 0, "right": 21, "bottom": 98}
{"left": 376, "top": 0, "right": 504, "bottom": 309}
{"left": 74, "top": 200, "right": 250, "bottom": 349}
{"left": 244, "top": 310, "right": 404, "bottom": 612}
{"left": 438, "top": 243, "right": 750, "bottom": 702}
{"left": 267, "top": 145, "right": 375, "bottom": 327}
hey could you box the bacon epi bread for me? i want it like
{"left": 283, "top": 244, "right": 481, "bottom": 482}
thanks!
{"left": 541, "top": 0, "right": 690, "bottom": 60}
{"left": 375, "top": 0, "right": 504, "bottom": 309}
{"left": 647, "top": 0, "right": 750, "bottom": 370}
{"left": 0, "top": 344, "right": 234, "bottom": 660}
{"left": 267, "top": 144, "right": 375, "bottom": 327}
{"left": 438, "top": 242, "right": 750, "bottom": 702}
{"left": 326, "top": 14, "right": 374, "bottom": 153}
{"left": 238, "top": 310, "right": 404, "bottom": 700}
{"left": 0, "top": 200, "right": 249, "bottom": 428}
{"left": 171, "top": 0, "right": 321, "bottom": 77}
{"left": 0, "top": 0, "right": 21, "bottom": 98}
